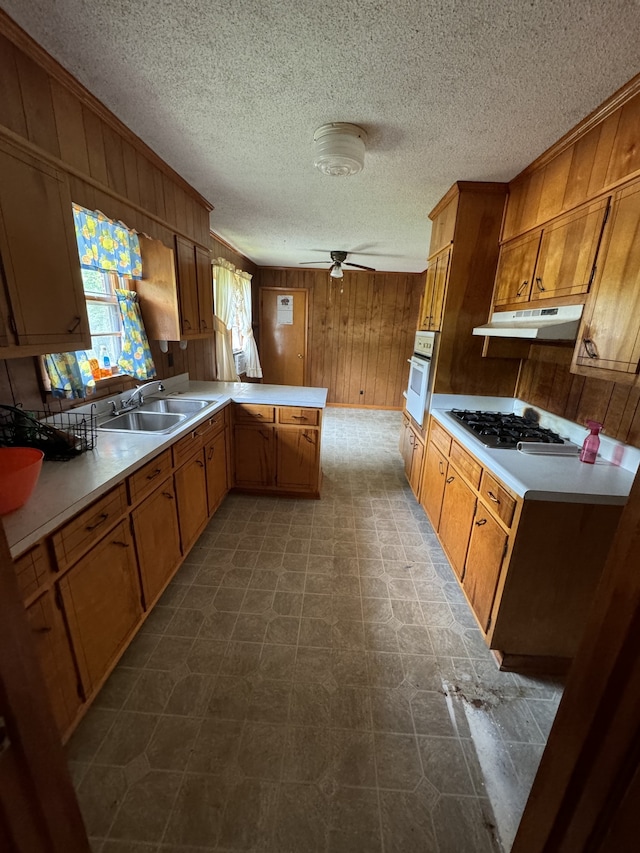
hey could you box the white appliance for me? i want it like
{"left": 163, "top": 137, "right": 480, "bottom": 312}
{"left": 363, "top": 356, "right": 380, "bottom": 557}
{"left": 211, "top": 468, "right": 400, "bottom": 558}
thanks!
{"left": 472, "top": 304, "right": 584, "bottom": 340}
{"left": 405, "top": 331, "right": 436, "bottom": 428}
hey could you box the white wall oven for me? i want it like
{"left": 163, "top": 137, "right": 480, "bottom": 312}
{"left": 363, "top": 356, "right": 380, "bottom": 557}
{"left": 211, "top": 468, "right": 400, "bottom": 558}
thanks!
{"left": 405, "top": 331, "right": 436, "bottom": 428}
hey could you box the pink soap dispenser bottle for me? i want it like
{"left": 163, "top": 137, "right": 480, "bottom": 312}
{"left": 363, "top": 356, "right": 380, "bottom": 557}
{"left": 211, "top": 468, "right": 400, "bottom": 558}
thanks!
{"left": 580, "top": 420, "right": 602, "bottom": 464}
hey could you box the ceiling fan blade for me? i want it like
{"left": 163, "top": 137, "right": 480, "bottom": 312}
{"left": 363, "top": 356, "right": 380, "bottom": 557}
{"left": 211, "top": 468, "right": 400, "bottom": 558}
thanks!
{"left": 299, "top": 261, "right": 331, "bottom": 265}
{"left": 344, "top": 262, "right": 376, "bottom": 271}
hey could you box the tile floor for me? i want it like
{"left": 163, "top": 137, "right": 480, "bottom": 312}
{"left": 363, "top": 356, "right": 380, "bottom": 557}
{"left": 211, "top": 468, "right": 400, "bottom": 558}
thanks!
{"left": 67, "top": 408, "right": 564, "bottom": 853}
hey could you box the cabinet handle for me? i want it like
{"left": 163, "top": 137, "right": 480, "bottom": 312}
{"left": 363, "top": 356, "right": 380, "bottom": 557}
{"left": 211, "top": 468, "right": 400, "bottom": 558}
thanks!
{"left": 32, "top": 625, "right": 52, "bottom": 634}
{"left": 516, "top": 280, "right": 529, "bottom": 296}
{"left": 0, "top": 716, "right": 10, "bottom": 757}
{"left": 67, "top": 316, "right": 81, "bottom": 333}
{"left": 162, "top": 491, "right": 174, "bottom": 500}
{"left": 208, "top": 447, "right": 215, "bottom": 460}
{"left": 303, "top": 432, "right": 315, "bottom": 444}
{"left": 184, "top": 318, "right": 192, "bottom": 329}
{"left": 196, "top": 459, "right": 204, "bottom": 468}
{"left": 446, "top": 476, "right": 454, "bottom": 484}
{"left": 535, "top": 277, "right": 545, "bottom": 292}
{"left": 85, "top": 513, "right": 108, "bottom": 531}
{"left": 487, "top": 491, "right": 500, "bottom": 504}
{"left": 438, "top": 460, "right": 444, "bottom": 475}
{"left": 291, "top": 415, "right": 308, "bottom": 420}
{"left": 583, "top": 338, "right": 598, "bottom": 359}
{"left": 146, "top": 468, "right": 162, "bottom": 480}
{"left": 112, "top": 540, "right": 130, "bottom": 548}
{"left": 475, "top": 518, "right": 487, "bottom": 526}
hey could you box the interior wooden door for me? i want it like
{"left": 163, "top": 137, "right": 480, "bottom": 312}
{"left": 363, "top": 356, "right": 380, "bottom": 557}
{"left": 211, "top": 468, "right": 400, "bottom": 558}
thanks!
{"left": 259, "top": 288, "right": 308, "bottom": 385}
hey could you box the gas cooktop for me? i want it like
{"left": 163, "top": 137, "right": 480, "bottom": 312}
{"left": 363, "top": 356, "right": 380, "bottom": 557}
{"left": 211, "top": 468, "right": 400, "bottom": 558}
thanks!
{"left": 448, "top": 409, "right": 567, "bottom": 449}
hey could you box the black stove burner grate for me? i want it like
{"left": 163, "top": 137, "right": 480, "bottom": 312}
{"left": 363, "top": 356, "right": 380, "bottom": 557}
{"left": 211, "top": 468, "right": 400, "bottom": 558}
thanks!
{"left": 448, "top": 409, "right": 565, "bottom": 448}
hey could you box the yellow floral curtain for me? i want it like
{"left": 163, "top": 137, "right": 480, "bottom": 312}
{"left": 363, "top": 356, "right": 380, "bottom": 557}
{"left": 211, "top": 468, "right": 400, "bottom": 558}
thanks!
{"left": 73, "top": 204, "right": 142, "bottom": 278}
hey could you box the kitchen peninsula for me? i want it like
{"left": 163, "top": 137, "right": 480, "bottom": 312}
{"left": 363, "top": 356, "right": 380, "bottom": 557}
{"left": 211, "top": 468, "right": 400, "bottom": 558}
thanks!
{"left": 5, "top": 376, "right": 327, "bottom": 739}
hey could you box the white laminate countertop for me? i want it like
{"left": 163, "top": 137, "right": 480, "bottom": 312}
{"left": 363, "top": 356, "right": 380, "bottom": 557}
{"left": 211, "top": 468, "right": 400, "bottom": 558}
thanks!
{"left": 3, "top": 377, "right": 328, "bottom": 558}
{"left": 430, "top": 394, "right": 638, "bottom": 505}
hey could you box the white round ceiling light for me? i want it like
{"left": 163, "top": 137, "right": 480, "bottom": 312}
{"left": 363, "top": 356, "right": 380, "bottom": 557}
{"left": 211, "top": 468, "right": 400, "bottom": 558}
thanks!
{"left": 313, "top": 123, "right": 367, "bottom": 177}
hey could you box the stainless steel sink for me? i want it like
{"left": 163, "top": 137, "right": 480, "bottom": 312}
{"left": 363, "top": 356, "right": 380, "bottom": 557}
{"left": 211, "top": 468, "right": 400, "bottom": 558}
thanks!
{"left": 99, "top": 411, "right": 187, "bottom": 433}
{"left": 139, "top": 397, "right": 210, "bottom": 414}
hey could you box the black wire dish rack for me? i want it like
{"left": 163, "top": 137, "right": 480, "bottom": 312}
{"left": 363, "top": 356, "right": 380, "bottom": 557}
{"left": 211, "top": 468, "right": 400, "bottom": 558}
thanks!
{"left": 0, "top": 404, "right": 97, "bottom": 461}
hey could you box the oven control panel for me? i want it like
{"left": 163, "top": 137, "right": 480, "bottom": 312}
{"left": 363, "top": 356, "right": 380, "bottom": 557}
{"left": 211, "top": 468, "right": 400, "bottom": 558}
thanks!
{"left": 414, "top": 330, "right": 435, "bottom": 359}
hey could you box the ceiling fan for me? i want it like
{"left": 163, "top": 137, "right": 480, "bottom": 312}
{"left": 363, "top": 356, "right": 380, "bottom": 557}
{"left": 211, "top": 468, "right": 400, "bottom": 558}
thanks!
{"left": 299, "top": 250, "right": 376, "bottom": 279}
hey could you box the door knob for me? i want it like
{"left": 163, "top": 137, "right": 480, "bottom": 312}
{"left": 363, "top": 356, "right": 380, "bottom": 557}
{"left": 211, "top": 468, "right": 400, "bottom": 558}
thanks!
{"left": 297, "top": 353, "right": 303, "bottom": 359}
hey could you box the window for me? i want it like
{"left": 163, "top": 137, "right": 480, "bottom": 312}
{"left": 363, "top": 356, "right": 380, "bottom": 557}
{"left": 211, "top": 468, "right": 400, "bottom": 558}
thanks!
{"left": 81, "top": 268, "right": 125, "bottom": 371}
{"left": 230, "top": 285, "right": 246, "bottom": 353}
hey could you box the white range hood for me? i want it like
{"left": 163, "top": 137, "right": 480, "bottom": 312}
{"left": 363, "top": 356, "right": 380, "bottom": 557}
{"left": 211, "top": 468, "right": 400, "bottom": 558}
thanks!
{"left": 473, "top": 305, "right": 584, "bottom": 340}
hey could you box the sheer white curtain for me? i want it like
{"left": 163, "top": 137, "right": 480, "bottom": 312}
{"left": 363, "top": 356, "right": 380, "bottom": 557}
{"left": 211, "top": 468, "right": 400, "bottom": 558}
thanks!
{"left": 212, "top": 259, "right": 239, "bottom": 381}
{"left": 237, "top": 270, "right": 262, "bottom": 378}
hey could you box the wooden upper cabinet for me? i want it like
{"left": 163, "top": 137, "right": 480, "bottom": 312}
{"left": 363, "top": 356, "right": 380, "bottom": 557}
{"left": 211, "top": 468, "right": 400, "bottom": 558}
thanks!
{"left": 195, "top": 245, "right": 214, "bottom": 334}
{"left": 0, "top": 137, "right": 90, "bottom": 356}
{"left": 531, "top": 198, "right": 609, "bottom": 301}
{"left": 574, "top": 181, "right": 640, "bottom": 377}
{"left": 420, "top": 245, "right": 451, "bottom": 330}
{"left": 494, "top": 198, "right": 608, "bottom": 308}
{"left": 493, "top": 231, "right": 542, "bottom": 307}
{"left": 175, "top": 235, "right": 200, "bottom": 336}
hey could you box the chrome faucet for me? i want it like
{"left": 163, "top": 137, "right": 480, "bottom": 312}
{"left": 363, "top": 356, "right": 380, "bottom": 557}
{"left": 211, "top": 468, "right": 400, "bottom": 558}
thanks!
{"left": 117, "top": 381, "right": 165, "bottom": 413}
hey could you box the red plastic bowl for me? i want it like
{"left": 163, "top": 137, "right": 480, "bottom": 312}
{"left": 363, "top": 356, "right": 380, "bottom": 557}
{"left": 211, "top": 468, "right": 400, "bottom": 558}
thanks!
{"left": 0, "top": 447, "right": 45, "bottom": 515}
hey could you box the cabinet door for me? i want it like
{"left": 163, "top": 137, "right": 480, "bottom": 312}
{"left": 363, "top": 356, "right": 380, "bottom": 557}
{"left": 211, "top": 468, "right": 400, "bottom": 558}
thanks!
{"left": 429, "top": 245, "right": 451, "bottom": 330}
{"left": 438, "top": 468, "right": 477, "bottom": 580}
{"left": 131, "top": 478, "right": 182, "bottom": 606}
{"left": 493, "top": 231, "right": 541, "bottom": 307}
{"left": 276, "top": 427, "right": 319, "bottom": 491}
{"left": 532, "top": 199, "right": 609, "bottom": 301}
{"left": 399, "top": 414, "right": 413, "bottom": 476}
{"left": 26, "top": 589, "right": 82, "bottom": 737}
{"left": 463, "top": 507, "right": 508, "bottom": 633}
{"left": 575, "top": 182, "right": 640, "bottom": 375}
{"left": 205, "top": 428, "right": 229, "bottom": 514}
{"left": 174, "top": 450, "right": 209, "bottom": 553}
{"left": 420, "top": 441, "right": 448, "bottom": 531}
{"left": 0, "top": 138, "right": 89, "bottom": 351}
{"left": 234, "top": 425, "right": 275, "bottom": 487}
{"left": 419, "top": 264, "right": 436, "bottom": 330}
{"left": 408, "top": 430, "right": 425, "bottom": 499}
{"left": 175, "top": 235, "right": 199, "bottom": 336}
{"left": 195, "top": 245, "right": 214, "bottom": 334}
{"left": 59, "top": 520, "right": 142, "bottom": 695}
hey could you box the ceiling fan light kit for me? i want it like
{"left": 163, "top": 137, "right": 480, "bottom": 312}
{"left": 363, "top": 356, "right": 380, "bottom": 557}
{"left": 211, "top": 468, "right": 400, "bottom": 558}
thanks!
{"left": 313, "top": 123, "right": 367, "bottom": 177}
{"left": 329, "top": 263, "right": 343, "bottom": 279}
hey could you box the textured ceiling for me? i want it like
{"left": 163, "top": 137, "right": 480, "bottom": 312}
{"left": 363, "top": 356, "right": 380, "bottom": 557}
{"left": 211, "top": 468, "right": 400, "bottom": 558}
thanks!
{"left": 2, "top": 1, "right": 640, "bottom": 272}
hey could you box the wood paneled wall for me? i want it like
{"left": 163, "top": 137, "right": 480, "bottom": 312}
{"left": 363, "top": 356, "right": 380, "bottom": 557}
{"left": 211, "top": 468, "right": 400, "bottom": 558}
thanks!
{"left": 0, "top": 12, "right": 228, "bottom": 406}
{"left": 518, "top": 345, "right": 640, "bottom": 445}
{"left": 257, "top": 268, "right": 423, "bottom": 407}
{"left": 511, "top": 76, "right": 640, "bottom": 447}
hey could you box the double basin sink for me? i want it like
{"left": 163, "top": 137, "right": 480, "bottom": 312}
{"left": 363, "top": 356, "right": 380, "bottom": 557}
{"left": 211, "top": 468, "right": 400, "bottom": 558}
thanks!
{"left": 99, "top": 397, "right": 214, "bottom": 435}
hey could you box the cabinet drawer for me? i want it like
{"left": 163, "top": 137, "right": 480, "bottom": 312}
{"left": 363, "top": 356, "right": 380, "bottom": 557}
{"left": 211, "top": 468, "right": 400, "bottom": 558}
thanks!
{"left": 52, "top": 484, "right": 128, "bottom": 572}
{"left": 172, "top": 424, "right": 208, "bottom": 467}
{"left": 234, "top": 404, "right": 275, "bottom": 424}
{"left": 480, "top": 471, "right": 517, "bottom": 528}
{"left": 128, "top": 450, "right": 173, "bottom": 505}
{"left": 450, "top": 441, "right": 482, "bottom": 488}
{"left": 198, "top": 407, "right": 228, "bottom": 440}
{"left": 278, "top": 407, "right": 320, "bottom": 426}
{"left": 429, "top": 418, "right": 452, "bottom": 457}
{"left": 13, "top": 544, "right": 50, "bottom": 602}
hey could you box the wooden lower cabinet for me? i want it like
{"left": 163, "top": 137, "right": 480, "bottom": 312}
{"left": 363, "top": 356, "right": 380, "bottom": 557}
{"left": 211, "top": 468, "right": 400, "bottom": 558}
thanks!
{"left": 437, "top": 466, "right": 476, "bottom": 580}
{"left": 463, "top": 505, "right": 508, "bottom": 633}
{"left": 26, "top": 589, "right": 82, "bottom": 736}
{"left": 131, "top": 477, "right": 182, "bottom": 606}
{"left": 400, "top": 412, "right": 425, "bottom": 499}
{"left": 205, "top": 428, "right": 229, "bottom": 514}
{"left": 58, "top": 520, "right": 142, "bottom": 695}
{"left": 422, "top": 416, "right": 623, "bottom": 671}
{"left": 174, "top": 450, "right": 209, "bottom": 553}
{"left": 234, "top": 424, "right": 275, "bottom": 488}
{"left": 232, "top": 406, "right": 322, "bottom": 496}
{"left": 276, "top": 427, "right": 320, "bottom": 492}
